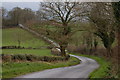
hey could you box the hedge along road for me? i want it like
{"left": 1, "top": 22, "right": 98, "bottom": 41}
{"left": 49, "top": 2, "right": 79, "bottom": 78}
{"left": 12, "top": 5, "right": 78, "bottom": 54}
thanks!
{"left": 17, "top": 24, "right": 99, "bottom": 78}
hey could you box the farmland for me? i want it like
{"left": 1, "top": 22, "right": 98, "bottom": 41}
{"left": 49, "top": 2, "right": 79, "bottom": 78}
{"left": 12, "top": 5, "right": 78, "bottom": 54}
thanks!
{"left": 2, "top": 27, "right": 48, "bottom": 48}
{"left": 2, "top": 27, "right": 80, "bottom": 78}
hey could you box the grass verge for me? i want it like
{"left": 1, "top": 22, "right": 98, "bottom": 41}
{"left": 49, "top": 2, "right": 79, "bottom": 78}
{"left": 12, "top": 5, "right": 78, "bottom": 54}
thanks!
{"left": 70, "top": 53, "right": 110, "bottom": 78}
{"left": 2, "top": 56, "right": 80, "bottom": 78}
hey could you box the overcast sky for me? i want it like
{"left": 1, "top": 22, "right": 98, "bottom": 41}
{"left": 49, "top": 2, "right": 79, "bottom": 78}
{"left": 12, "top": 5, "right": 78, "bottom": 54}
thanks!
{"left": 2, "top": 2, "right": 40, "bottom": 11}
{"left": 1, "top": 0, "right": 119, "bottom": 11}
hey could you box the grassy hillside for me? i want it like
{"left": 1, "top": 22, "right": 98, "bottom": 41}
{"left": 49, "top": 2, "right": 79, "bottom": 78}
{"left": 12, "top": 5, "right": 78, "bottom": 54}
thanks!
{"left": 2, "top": 27, "right": 51, "bottom": 56}
{"left": 1, "top": 27, "right": 80, "bottom": 78}
{"left": 2, "top": 49, "right": 51, "bottom": 56}
{"left": 1, "top": 27, "right": 83, "bottom": 78}
{"left": 2, "top": 27, "right": 48, "bottom": 48}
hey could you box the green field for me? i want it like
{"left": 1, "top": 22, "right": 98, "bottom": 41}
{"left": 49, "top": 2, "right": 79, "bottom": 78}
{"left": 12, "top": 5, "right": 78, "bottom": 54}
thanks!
{"left": 2, "top": 49, "right": 51, "bottom": 56}
{"left": 2, "top": 27, "right": 80, "bottom": 78}
{"left": 2, "top": 57, "right": 80, "bottom": 78}
{"left": 2, "top": 27, "right": 51, "bottom": 56}
{"left": 2, "top": 27, "right": 48, "bottom": 48}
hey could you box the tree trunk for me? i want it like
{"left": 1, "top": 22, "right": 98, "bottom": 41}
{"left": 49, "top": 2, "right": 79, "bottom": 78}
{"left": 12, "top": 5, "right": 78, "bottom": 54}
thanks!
{"left": 63, "top": 23, "right": 70, "bottom": 35}
{"left": 59, "top": 23, "right": 68, "bottom": 56}
{"left": 60, "top": 45, "right": 66, "bottom": 57}
{"left": 117, "top": 32, "right": 120, "bottom": 64}
{"left": 106, "top": 47, "right": 112, "bottom": 57}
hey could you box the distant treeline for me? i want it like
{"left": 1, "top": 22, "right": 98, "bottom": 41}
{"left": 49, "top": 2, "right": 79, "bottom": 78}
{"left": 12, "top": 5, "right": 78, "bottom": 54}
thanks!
{"left": 2, "top": 7, "right": 42, "bottom": 27}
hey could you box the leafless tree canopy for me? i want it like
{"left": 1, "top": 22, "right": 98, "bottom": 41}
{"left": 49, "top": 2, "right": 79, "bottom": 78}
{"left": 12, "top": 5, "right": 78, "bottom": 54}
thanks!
{"left": 89, "top": 3, "right": 115, "bottom": 31}
{"left": 88, "top": 3, "right": 116, "bottom": 57}
{"left": 39, "top": 2, "right": 90, "bottom": 25}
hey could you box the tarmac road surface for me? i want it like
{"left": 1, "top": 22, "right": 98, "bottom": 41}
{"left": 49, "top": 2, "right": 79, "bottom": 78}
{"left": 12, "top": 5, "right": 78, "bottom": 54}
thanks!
{"left": 16, "top": 54, "right": 99, "bottom": 78}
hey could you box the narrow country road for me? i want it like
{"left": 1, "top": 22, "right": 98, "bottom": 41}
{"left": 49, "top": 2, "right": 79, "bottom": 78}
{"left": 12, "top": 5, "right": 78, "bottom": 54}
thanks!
{"left": 16, "top": 54, "right": 99, "bottom": 78}
{"left": 16, "top": 24, "right": 99, "bottom": 79}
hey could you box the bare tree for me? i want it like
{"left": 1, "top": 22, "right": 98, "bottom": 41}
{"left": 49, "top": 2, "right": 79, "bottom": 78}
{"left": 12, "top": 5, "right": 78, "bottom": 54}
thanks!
{"left": 8, "top": 7, "right": 22, "bottom": 26}
{"left": 88, "top": 3, "right": 116, "bottom": 57}
{"left": 2, "top": 7, "right": 7, "bottom": 18}
{"left": 112, "top": 2, "right": 120, "bottom": 55}
{"left": 2, "top": 7, "right": 7, "bottom": 26}
{"left": 37, "top": 2, "right": 87, "bottom": 56}
{"left": 21, "top": 8, "right": 35, "bottom": 24}
{"left": 6, "top": 7, "right": 35, "bottom": 26}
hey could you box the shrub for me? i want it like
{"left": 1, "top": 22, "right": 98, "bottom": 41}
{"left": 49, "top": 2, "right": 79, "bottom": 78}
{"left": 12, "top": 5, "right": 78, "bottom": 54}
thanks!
{"left": 2, "top": 54, "right": 12, "bottom": 62}
{"left": 2, "top": 46, "right": 25, "bottom": 49}
{"left": 13, "top": 54, "right": 27, "bottom": 61}
{"left": 2, "top": 54, "right": 70, "bottom": 63}
{"left": 37, "top": 56, "right": 44, "bottom": 61}
{"left": 11, "top": 54, "right": 26, "bottom": 62}
{"left": 25, "top": 54, "right": 38, "bottom": 61}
